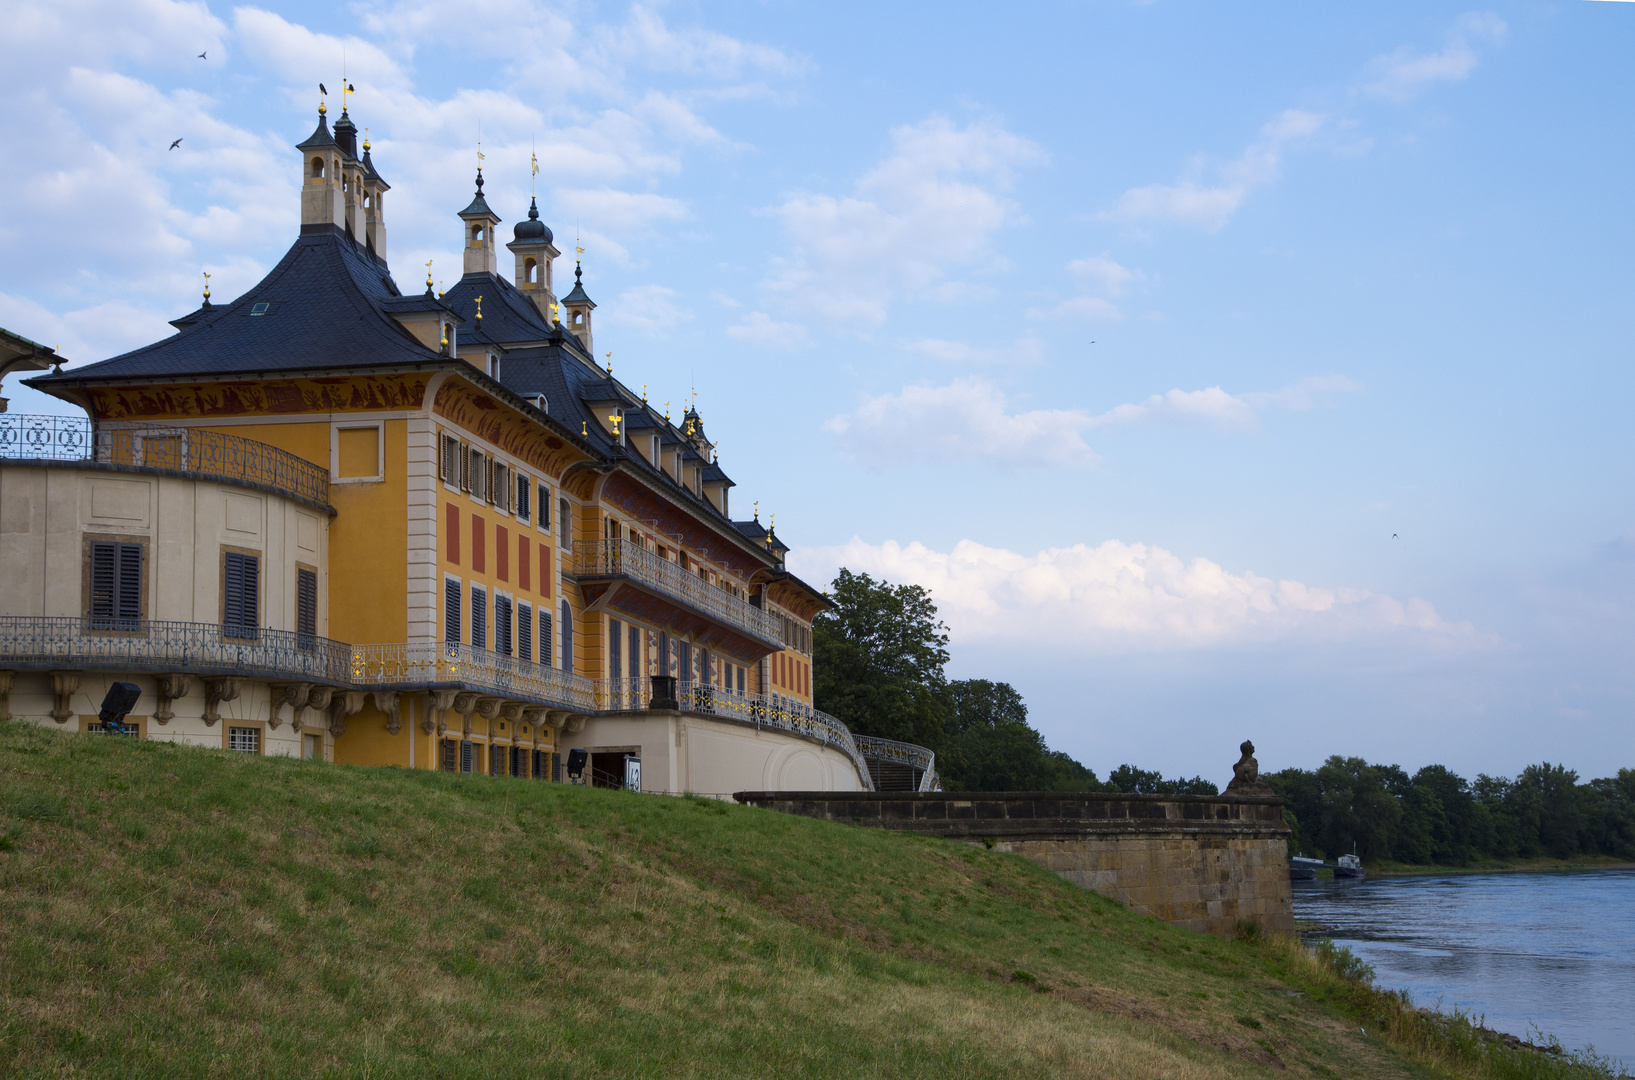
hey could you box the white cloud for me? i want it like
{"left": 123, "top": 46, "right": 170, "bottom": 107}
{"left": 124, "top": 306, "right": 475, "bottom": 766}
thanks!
{"left": 1038, "top": 255, "right": 1145, "bottom": 320}
{"left": 764, "top": 115, "right": 1046, "bottom": 326}
{"left": 604, "top": 284, "right": 690, "bottom": 337}
{"left": 725, "top": 312, "right": 809, "bottom": 351}
{"left": 1102, "top": 110, "right": 1325, "bottom": 232}
{"left": 789, "top": 537, "right": 1476, "bottom": 652}
{"left": 1067, "top": 255, "right": 1142, "bottom": 297}
{"left": 826, "top": 375, "right": 1358, "bottom": 468}
{"left": 1365, "top": 13, "right": 1507, "bottom": 102}
{"left": 824, "top": 378, "right": 1097, "bottom": 468}
{"left": 901, "top": 335, "right": 1043, "bottom": 366}
{"left": 1089, "top": 376, "right": 1359, "bottom": 433}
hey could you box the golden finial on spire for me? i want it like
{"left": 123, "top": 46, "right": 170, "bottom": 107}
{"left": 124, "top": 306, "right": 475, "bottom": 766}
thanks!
{"left": 642, "top": 384, "right": 648, "bottom": 404}
{"left": 440, "top": 324, "right": 448, "bottom": 349}
{"left": 713, "top": 442, "right": 719, "bottom": 464}
{"left": 531, "top": 148, "right": 538, "bottom": 197}
{"left": 608, "top": 412, "right": 622, "bottom": 436}
{"left": 437, "top": 280, "right": 444, "bottom": 299}
{"left": 664, "top": 401, "right": 670, "bottom": 423}
{"left": 363, "top": 127, "right": 370, "bottom": 152}
{"left": 425, "top": 259, "right": 433, "bottom": 290}
{"left": 753, "top": 500, "right": 759, "bottom": 520}
{"left": 201, "top": 271, "right": 211, "bottom": 302}
{"left": 474, "top": 295, "right": 483, "bottom": 323}
{"left": 605, "top": 351, "right": 612, "bottom": 376}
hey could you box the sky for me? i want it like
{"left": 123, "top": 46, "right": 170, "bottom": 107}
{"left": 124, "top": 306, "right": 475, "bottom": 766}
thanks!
{"left": 2, "top": 0, "right": 1632, "bottom": 786}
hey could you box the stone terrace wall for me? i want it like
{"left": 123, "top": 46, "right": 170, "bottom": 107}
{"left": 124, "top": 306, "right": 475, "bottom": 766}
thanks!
{"left": 733, "top": 791, "right": 1294, "bottom": 937}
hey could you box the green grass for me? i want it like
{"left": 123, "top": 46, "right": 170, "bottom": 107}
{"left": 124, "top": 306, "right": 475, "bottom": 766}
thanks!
{"left": 0, "top": 721, "right": 1622, "bottom": 1080}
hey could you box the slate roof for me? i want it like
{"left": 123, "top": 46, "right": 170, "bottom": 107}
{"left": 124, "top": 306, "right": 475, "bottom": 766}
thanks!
{"left": 441, "top": 271, "right": 557, "bottom": 349}
{"left": 27, "top": 225, "right": 435, "bottom": 385}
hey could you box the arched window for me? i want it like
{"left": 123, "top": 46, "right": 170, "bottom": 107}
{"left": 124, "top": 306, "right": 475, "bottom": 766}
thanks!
{"left": 572, "top": 312, "right": 584, "bottom": 327}
{"left": 311, "top": 156, "right": 325, "bottom": 179}
{"left": 363, "top": 191, "right": 372, "bottom": 209}
{"left": 524, "top": 258, "right": 538, "bottom": 284}
{"left": 472, "top": 224, "right": 485, "bottom": 244}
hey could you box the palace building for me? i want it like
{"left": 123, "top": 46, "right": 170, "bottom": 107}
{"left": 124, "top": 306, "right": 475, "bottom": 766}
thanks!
{"left": 0, "top": 104, "right": 938, "bottom": 795}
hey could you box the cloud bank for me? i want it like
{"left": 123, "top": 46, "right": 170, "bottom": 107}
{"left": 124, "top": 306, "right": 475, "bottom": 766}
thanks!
{"left": 791, "top": 537, "right": 1478, "bottom": 653}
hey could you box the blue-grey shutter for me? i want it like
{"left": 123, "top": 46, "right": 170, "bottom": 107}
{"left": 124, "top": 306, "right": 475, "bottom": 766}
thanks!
{"left": 559, "top": 600, "right": 572, "bottom": 673}
{"left": 496, "top": 595, "right": 512, "bottom": 656}
{"left": 630, "top": 626, "right": 641, "bottom": 681}
{"left": 90, "top": 542, "right": 117, "bottom": 622}
{"left": 224, "top": 552, "right": 258, "bottom": 637}
{"left": 472, "top": 588, "right": 487, "bottom": 650}
{"left": 116, "top": 543, "right": 142, "bottom": 621}
{"left": 444, "top": 578, "right": 462, "bottom": 644}
{"left": 609, "top": 618, "right": 622, "bottom": 680}
{"left": 297, "top": 568, "right": 317, "bottom": 638}
{"left": 540, "top": 610, "right": 553, "bottom": 668}
{"left": 518, "top": 602, "right": 532, "bottom": 662}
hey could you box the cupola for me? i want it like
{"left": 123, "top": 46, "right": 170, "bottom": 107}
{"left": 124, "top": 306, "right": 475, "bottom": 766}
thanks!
{"left": 296, "top": 104, "right": 345, "bottom": 229}
{"left": 506, "top": 196, "right": 560, "bottom": 320}
{"left": 359, "top": 135, "right": 389, "bottom": 261}
{"left": 458, "top": 170, "right": 500, "bottom": 276}
{"left": 561, "top": 259, "right": 595, "bottom": 352}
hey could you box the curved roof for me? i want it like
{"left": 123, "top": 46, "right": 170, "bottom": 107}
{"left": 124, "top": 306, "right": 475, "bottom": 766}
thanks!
{"left": 26, "top": 225, "right": 434, "bottom": 383}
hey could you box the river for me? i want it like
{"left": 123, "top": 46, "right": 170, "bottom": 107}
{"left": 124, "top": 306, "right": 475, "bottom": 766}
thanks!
{"left": 1292, "top": 868, "right": 1635, "bottom": 1067}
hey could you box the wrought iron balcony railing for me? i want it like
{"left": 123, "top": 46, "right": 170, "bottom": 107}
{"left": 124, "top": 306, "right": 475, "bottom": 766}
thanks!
{"left": 566, "top": 539, "right": 783, "bottom": 646}
{"left": 0, "top": 413, "right": 331, "bottom": 509}
{"left": 589, "top": 676, "right": 874, "bottom": 787}
{"left": 350, "top": 641, "right": 598, "bottom": 713}
{"left": 854, "top": 734, "right": 941, "bottom": 792}
{"left": 0, "top": 616, "right": 353, "bottom": 683}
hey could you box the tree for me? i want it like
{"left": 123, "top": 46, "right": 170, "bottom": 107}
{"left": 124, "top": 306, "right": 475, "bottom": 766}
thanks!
{"left": 813, "top": 569, "right": 950, "bottom": 751}
{"left": 943, "top": 679, "right": 1100, "bottom": 792}
{"left": 1105, "top": 765, "right": 1218, "bottom": 797}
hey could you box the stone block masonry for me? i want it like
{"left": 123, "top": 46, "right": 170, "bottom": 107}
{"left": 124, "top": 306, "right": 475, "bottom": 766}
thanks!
{"left": 732, "top": 790, "right": 1295, "bottom": 937}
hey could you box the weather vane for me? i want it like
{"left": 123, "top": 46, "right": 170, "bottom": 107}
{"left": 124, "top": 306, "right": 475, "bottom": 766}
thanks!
{"left": 201, "top": 271, "right": 211, "bottom": 303}
{"left": 474, "top": 295, "right": 483, "bottom": 324}
{"left": 608, "top": 412, "right": 622, "bottom": 436}
{"left": 425, "top": 259, "right": 433, "bottom": 290}
{"left": 531, "top": 147, "right": 538, "bottom": 196}
{"left": 605, "top": 351, "right": 612, "bottom": 376}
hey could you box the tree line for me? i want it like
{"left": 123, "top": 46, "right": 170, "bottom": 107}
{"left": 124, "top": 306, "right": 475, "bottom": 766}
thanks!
{"left": 813, "top": 570, "right": 1635, "bottom": 863}
{"left": 1270, "top": 758, "right": 1635, "bottom": 864}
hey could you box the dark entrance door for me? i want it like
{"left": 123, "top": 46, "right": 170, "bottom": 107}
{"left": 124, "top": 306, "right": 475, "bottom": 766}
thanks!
{"left": 591, "top": 751, "right": 628, "bottom": 789}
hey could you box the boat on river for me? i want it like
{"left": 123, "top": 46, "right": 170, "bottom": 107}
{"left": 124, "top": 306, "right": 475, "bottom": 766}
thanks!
{"left": 1334, "top": 853, "right": 1365, "bottom": 879}
{"left": 1289, "top": 855, "right": 1326, "bottom": 881}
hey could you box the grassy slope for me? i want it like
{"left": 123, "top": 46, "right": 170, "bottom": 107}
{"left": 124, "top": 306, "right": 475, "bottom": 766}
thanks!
{"left": 0, "top": 722, "right": 1609, "bottom": 1080}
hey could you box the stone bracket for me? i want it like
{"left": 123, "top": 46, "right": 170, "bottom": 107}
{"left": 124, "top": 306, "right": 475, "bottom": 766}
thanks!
{"left": 202, "top": 677, "right": 240, "bottom": 727}
{"left": 49, "top": 671, "right": 81, "bottom": 724}
{"left": 154, "top": 674, "right": 191, "bottom": 725}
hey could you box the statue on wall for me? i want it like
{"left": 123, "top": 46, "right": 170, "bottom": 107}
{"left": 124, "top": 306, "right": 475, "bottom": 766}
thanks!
{"left": 1224, "top": 739, "right": 1273, "bottom": 796}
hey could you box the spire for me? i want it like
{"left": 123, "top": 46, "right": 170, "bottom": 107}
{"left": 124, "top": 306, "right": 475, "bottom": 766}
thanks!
{"left": 458, "top": 168, "right": 496, "bottom": 220}
{"left": 459, "top": 167, "right": 500, "bottom": 276}
{"left": 332, "top": 106, "right": 358, "bottom": 159}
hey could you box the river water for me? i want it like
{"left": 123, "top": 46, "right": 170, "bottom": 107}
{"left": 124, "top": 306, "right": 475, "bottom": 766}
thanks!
{"left": 1292, "top": 869, "right": 1635, "bottom": 1066}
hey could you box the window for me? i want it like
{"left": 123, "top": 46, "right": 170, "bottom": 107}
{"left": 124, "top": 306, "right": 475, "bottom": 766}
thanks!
{"left": 296, "top": 567, "right": 317, "bottom": 640}
{"left": 228, "top": 726, "right": 260, "bottom": 754}
{"left": 516, "top": 475, "right": 531, "bottom": 523}
{"left": 737, "top": 665, "right": 745, "bottom": 695}
{"left": 490, "top": 461, "right": 505, "bottom": 508}
{"left": 441, "top": 434, "right": 460, "bottom": 483}
{"left": 460, "top": 739, "right": 475, "bottom": 774}
{"left": 512, "top": 745, "right": 528, "bottom": 778}
{"left": 445, "top": 578, "right": 462, "bottom": 644}
{"left": 630, "top": 625, "right": 641, "bottom": 680}
{"left": 609, "top": 618, "right": 623, "bottom": 680}
{"left": 442, "top": 739, "right": 458, "bottom": 772}
{"left": 470, "top": 449, "right": 486, "bottom": 501}
{"left": 539, "top": 484, "right": 551, "bottom": 533}
{"left": 559, "top": 600, "right": 572, "bottom": 672}
{"left": 302, "top": 733, "right": 321, "bottom": 760}
{"left": 540, "top": 609, "right": 554, "bottom": 668}
{"left": 223, "top": 551, "right": 259, "bottom": 639}
{"left": 89, "top": 541, "right": 143, "bottom": 628}
{"left": 472, "top": 587, "right": 488, "bottom": 650}
{"left": 518, "top": 602, "right": 533, "bottom": 662}
{"left": 496, "top": 594, "right": 512, "bottom": 656}
{"left": 558, "top": 497, "right": 571, "bottom": 551}
{"left": 678, "top": 641, "right": 692, "bottom": 684}
{"left": 336, "top": 426, "right": 380, "bottom": 481}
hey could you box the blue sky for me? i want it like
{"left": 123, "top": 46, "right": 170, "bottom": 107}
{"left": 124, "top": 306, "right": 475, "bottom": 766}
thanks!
{"left": 4, "top": 0, "right": 1632, "bottom": 784}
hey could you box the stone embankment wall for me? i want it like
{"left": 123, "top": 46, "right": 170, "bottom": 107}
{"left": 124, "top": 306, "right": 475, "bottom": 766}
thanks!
{"left": 733, "top": 791, "right": 1294, "bottom": 937}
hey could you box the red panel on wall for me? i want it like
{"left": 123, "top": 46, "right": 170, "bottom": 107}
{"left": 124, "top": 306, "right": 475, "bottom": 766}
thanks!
{"left": 472, "top": 514, "right": 486, "bottom": 574}
{"left": 446, "top": 504, "right": 460, "bottom": 564}
{"left": 496, "top": 525, "right": 510, "bottom": 582}
{"left": 519, "top": 537, "right": 530, "bottom": 591}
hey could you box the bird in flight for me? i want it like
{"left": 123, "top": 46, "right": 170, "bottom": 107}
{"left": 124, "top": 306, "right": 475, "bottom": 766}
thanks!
{"left": 1392, "top": 533, "right": 1399, "bottom": 539}
{"left": 198, "top": 51, "right": 207, "bottom": 59}
{"left": 169, "top": 139, "right": 182, "bottom": 151}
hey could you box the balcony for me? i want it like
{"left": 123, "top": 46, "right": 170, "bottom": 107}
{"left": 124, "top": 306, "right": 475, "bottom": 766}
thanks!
{"left": 0, "top": 616, "right": 352, "bottom": 684}
{"left": 350, "top": 642, "right": 597, "bottom": 713}
{"left": 567, "top": 538, "right": 783, "bottom": 648}
{"left": 0, "top": 413, "right": 331, "bottom": 511}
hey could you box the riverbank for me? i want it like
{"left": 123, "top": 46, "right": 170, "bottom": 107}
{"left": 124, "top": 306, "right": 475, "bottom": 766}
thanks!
{"left": 1367, "top": 855, "right": 1635, "bottom": 877}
